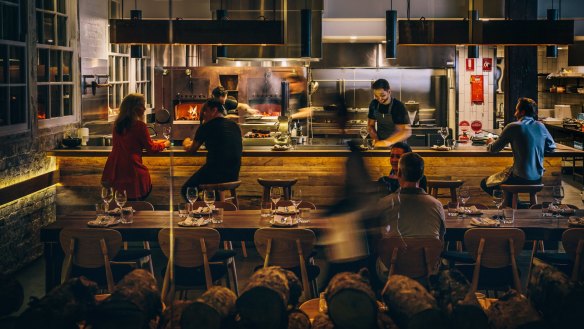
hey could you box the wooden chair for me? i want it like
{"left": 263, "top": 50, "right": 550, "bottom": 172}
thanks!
{"left": 377, "top": 237, "right": 443, "bottom": 282}
{"left": 60, "top": 228, "right": 131, "bottom": 292}
{"left": 560, "top": 228, "right": 584, "bottom": 282}
{"left": 254, "top": 228, "right": 319, "bottom": 300}
{"left": 199, "top": 180, "right": 241, "bottom": 208}
{"left": 158, "top": 228, "right": 230, "bottom": 302}
{"left": 257, "top": 178, "right": 298, "bottom": 202}
{"left": 427, "top": 180, "right": 464, "bottom": 203}
{"left": 463, "top": 228, "right": 525, "bottom": 293}
{"left": 500, "top": 184, "right": 544, "bottom": 209}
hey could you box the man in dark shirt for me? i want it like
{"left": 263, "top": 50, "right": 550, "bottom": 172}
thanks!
{"left": 378, "top": 142, "right": 427, "bottom": 194}
{"left": 367, "top": 79, "right": 411, "bottom": 148}
{"left": 181, "top": 99, "right": 243, "bottom": 200}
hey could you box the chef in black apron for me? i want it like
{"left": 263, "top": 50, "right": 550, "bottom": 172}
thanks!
{"left": 367, "top": 79, "right": 411, "bottom": 147}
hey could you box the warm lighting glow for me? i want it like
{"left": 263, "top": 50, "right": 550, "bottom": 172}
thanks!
{"left": 0, "top": 158, "right": 56, "bottom": 190}
{"left": 0, "top": 184, "right": 58, "bottom": 208}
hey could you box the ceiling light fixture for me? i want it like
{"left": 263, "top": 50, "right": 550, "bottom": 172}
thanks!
{"left": 386, "top": 0, "right": 398, "bottom": 59}
{"left": 130, "top": 0, "right": 142, "bottom": 58}
{"left": 546, "top": 0, "right": 558, "bottom": 58}
{"left": 301, "top": 0, "right": 312, "bottom": 58}
{"left": 467, "top": 0, "right": 479, "bottom": 59}
{"left": 216, "top": 3, "right": 228, "bottom": 59}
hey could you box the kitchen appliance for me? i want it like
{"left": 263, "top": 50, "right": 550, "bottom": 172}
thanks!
{"left": 404, "top": 101, "right": 420, "bottom": 126}
{"left": 554, "top": 104, "right": 572, "bottom": 119}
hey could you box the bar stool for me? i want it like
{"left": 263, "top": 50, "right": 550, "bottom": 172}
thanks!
{"left": 427, "top": 180, "right": 464, "bottom": 203}
{"left": 257, "top": 178, "right": 298, "bottom": 203}
{"left": 199, "top": 180, "right": 241, "bottom": 208}
{"left": 500, "top": 184, "right": 544, "bottom": 209}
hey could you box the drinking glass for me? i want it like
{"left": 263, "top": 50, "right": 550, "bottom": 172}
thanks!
{"left": 299, "top": 208, "right": 311, "bottom": 224}
{"left": 439, "top": 127, "right": 449, "bottom": 147}
{"left": 101, "top": 187, "right": 113, "bottom": 212}
{"left": 492, "top": 189, "right": 504, "bottom": 220}
{"left": 447, "top": 202, "right": 458, "bottom": 217}
{"left": 552, "top": 186, "right": 564, "bottom": 217}
{"left": 261, "top": 201, "right": 273, "bottom": 218}
{"left": 179, "top": 203, "right": 190, "bottom": 218}
{"left": 186, "top": 187, "right": 198, "bottom": 214}
{"left": 359, "top": 127, "right": 368, "bottom": 147}
{"left": 203, "top": 190, "right": 216, "bottom": 221}
{"left": 270, "top": 187, "right": 282, "bottom": 210}
{"left": 291, "top": 189, "right": 302, "bottom": 212}
{"left": 458, "top": 187, "right": 470, "bottom": 217}
{"left": 163, "top": 125, "right": 172, "bottom": 141}
{"left": 114, "top": 190, "right": 128, "bottom": 223}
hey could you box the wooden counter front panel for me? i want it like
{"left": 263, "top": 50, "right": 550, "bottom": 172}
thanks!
{"left": 56, "top": 155, "right": 562, "bottom": 212}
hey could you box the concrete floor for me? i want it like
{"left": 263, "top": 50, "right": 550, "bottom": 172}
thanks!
{"left": 12, "top": 178, "right": 583, "bottom": 314}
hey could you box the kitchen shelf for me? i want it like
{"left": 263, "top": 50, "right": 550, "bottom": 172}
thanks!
{"left": 539, "top": 91, "right": 584, "bottom": 95}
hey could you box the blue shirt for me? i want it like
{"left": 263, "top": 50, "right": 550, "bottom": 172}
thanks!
{"left": 487, "top": 116, "right": 556, "bottom": 180}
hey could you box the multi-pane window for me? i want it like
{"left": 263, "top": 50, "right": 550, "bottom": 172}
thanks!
{"left": 108, "top": 45, "right": 130, "bottom": 114}
{"left": 36, "top": 0, "right": 74, "bottom": 121}
{"left": 0, "top": 0, "right": 27, "bottom": 131}
{"left": 135, "top": 46, "right": 153, "bottom": 107}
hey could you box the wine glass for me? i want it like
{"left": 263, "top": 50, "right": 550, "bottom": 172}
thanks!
{"left": 359, "top": 127, "right": 368, "bottom": 147}
{"left": 552, "top": 186, "right": 565, "bottom": 217}
{"left": 270, "top": 187, "right": 282, "bottom": 212}
{"left": 290, "top": 188, "right": 302, "bottom": 211}
{"left": 439, "top": 127, "right": 449, "bottom": 147}
{"left": 492, "top": 189, "right": 504, "bottom": 220}
{"left": 186, "top": 187, "right": 198, "bottom": 215}
{"left": 458, "top": 187, "right": 470, "bottom": 217}
{"left": 114, "top": 190, "right": 127, "bottom": 223}
{"left": 203, "top": 190, "right": 216, "bottom": 222}
{"left": 162, "top": 125, "right": 172, "bottom": 141}
{"left": 101, "top": 187, "right": 113, "bottom": 212}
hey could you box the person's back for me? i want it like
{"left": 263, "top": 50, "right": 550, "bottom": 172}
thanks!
{"left": 201, "top": 117, "right": 242, "bottom": 168}
{"left": 504, "top": 118, "right": 552, "bottom": 180}
{"left": 384, "top": 189, "right": 444, "bottom": 239}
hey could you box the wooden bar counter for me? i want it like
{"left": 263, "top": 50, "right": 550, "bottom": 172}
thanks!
{"left": 48, "top": 144, "right": 582, "bottom": 211}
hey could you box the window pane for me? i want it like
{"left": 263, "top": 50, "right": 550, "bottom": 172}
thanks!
{"left": 0, "top": 45, "right": 5, "bottom": 84}
{"left": 57, "top": 16, "right": 67, "bottom": 46}
{"left": 41, "top": 13, "right": 55, "bottom": 44}
{"left": 63, "top": 85, "right": 71, "bottom": 116}
{"left": 9, "top": 47, "right": 25, "bottom": 84}
{"left": 2, "top": 4, "right": 19, "bottom": 40}
{"left": 37, "top": 85, "right": 49, "bottom": 120}
{"left": 122, "top": 57, "right": 128, "bottom": 81}
{"left": 36, "top": 0, "right": 43, "bottom": 8}
{"left": 37, "top": 48, "right": 49, "bottom": 82}
{"left": 50, "top": 49, "right": 61, "bottom": 82}
{"left": 57, "top": 0, "right": 66, "bottom": 13}
{"left": 0, "top": 87, "right": 6, "bottom": 125}
{"left": 63, "top": 51, "right": 72, "bottom": 81}
{"left": 43, "top": 0, "right": 54, "bottom": 11}
{"left": 50, "top": 85, "right": 61, "bottom": 118}
{"left": 9, "top": 87, "right": 25, "bottom": 124}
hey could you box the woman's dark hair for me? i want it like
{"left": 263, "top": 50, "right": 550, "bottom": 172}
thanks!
{"left": 391, "top": 142, "right": 412, "bottom": 153}
{"left": 371, "top": 79, "right": 390, "bottom": 91}
{"left": 516, "top": 97, "right": 538, "bottom": 118}
{"left": 212, "top": 86, "right": 227, "bottom": 98}
{"left": 114, "top": 93, "right": 145, "bottom": 134}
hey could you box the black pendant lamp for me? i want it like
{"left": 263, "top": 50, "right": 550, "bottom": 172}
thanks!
{"left": 467, "top": 9, "right": 479, "bottom": 59}
{"left": 130, "top": 9, "right": 143, "bottom": 58}
{"left": 301, "top": 8, "right": 312, "bottom": 58}
{"left": 546, "top": 7, "right": 559, "bottom": 58}
{"left": 386, "top": 10, "right": 398, "bottom": 58}
{"left": 216, "top": 9, "right": 228, "bottom": 58}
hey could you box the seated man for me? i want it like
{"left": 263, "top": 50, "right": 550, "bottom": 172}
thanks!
{"left": 379, "top": 152, "right": 445, "bottom": 240}
{"left": 378, "top": 142, "right": 427, "bottom": 194}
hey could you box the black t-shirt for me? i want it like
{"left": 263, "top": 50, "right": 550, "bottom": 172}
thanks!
{"left": 194, "top": 117, "right": 242, "bottom": 167}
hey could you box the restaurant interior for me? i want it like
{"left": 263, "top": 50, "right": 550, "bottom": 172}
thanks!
{"left": 2, "top": 0, "right": 584, "bottom": 328}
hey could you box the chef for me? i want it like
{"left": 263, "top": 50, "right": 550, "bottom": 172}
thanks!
{"left": 367, "top": 79, "right": 411, "bottom": 147}
{"left": 211, "top": 86, "right": 259, "bottom": 123}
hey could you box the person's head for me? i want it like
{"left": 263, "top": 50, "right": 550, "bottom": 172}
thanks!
{"left": 115, "top": 93, "right": 146, "bottom": 134}
{"left": 515, "top": 97, "right": 537, "bottom": 120}
{"left": 389, "top": 142, "right": 412, "bottom": 171}
{"left": 372, "top": 79, "right": 391, "bottom": 104}
{"left": 211, "top": 86, "right": 228, "bottom": 104}
{"left": 201, "top": 99, "right": 224, "bottom": 122}
{"left": 397, "top": 152, "right": 424, "bottom": 184}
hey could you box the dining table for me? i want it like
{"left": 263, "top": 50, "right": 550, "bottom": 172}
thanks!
{"left": 40, "top": 209, "right": 582, "bottom": 292}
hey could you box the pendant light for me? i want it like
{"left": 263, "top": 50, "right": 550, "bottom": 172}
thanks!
{"left": 301, "top": 0, "right": 312, "bottom": 58}
{"left": 467, "top": 0, "right": 479, "bottom": 59}
{"left": 216, "top": 7, "right": 228, "bottom": 58}
{"left": 386, "top": 0, "right": 397, "bottom": 59}
{"left": 130, "top": 0, "right": 142, "bottom": 58}
{"left": 546, "top": 0, "right": 558, "bottom": 58}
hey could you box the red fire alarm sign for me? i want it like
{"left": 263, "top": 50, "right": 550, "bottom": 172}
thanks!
{"left": 466, "top": 58, "right": 474, "bottom": 71}
{"left": 482, "top": 58, "right": 492, "bottom": 72}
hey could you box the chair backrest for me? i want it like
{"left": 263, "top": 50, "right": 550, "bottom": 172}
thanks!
{"left": 500, "top": 184, "right": 544, "bottom": 209}
{"left": 562, "top": 228, "right": 584, "bottom": 281}
{"left": 158, "top": 228, "right": 221, "bottom": 268}
{"left": 530, "top": 203, "right": 579, "bottom": 210}
{"left": 190, "top": 201, "right": 238, "bottom": 211}
{"left": 199, "top": 181, "right": 241, "bottom": 207}
{"left": 60, "top": 228, "right": 123, "bottom": 268}
{"left": 377, "top": 237, "right": 443, "bottom": 279}
{"left": 257, "top": 178, "right": 298, "bottom": 201}
{"left": 254, "top": 228, "right": 315, "bottom": 268}
{"left": 464, "top": 228, "right": 525, "bottom": 268}
{"left": 275, "top": 200, "right": 316, "bottom": 210}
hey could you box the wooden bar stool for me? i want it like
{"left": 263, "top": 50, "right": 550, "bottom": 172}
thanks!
{"left": 257, "top": 178, "right": 298, "bottom": 203}
{"left": 426, "top": 180, "right": 464, "bottom": 203}
{"left": 199, "top": 180, "right": 241, "bottom": 208}
{"left": 500, "top": 184, "right": 544, "bottom": 209}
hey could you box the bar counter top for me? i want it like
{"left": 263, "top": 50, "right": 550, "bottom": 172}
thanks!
{"left": 47, "top": 143, "right": 583, "bottom": 157}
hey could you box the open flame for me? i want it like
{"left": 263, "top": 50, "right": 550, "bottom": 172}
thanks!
{"left": 188, "top": 105, "right": 199, "bottom": 120}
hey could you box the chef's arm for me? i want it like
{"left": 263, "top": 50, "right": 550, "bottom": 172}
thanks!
{"left": 367, "top": 118, "right": 379, "bottom": 140}
{"left": 183, "top": 137, "right": 203, "bottom": 154}
{"left": 376, "top": 124, "right": 411, "bottom": 147}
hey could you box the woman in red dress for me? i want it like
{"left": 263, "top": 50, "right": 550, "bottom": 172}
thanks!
{"left": 101, "top": 94, "right": 170, "bottom": 200}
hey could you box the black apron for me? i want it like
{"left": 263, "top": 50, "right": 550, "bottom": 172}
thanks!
{"left": 374, "top": 101, "right": 396, "bottom": 140}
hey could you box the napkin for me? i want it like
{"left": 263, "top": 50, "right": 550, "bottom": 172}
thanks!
{"left": 549, "top": 204, "right": 574, "bottom": 214}
{"left": 568, "top": 216, "right": 584, "bottom": 226}
{"left": 181, "top": 217, "right": 209, "bottom": 226}
{"left": 277, "top": 206, "right": 293, "bottom": 212}
{"left": 193, "top": 206, "right": 214, "bottom": 213}
{"left": 459, "top": 206, "right": 482, "bottom": 214}
{"left": 470, "top": 217, "right": 500, "bottom": 227}
{"left": 270, "top": 215, "right": 298, "bottom": 226}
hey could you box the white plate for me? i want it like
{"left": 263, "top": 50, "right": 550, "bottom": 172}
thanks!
{"left": 431, "top": 145, "right": 451, "bottom": 151}
{"left": 458, "top": 207, "right": 484, "bottom": 215}
{"left": 275, "top": 207, "right": 299, "bottom": 215}
{"left": 469, "top": 217, "right": 500, "bottom": 227}
{"left": 270, "top": 217, "right": 299, "bottom": 227}
{"left": 272, "top": 145, "right": 290, "bottom": 151}
{"left": 178, "top": 218, "right": 211, "bottom": 227}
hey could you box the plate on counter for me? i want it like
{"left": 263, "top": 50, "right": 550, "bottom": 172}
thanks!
{"left": 270, "top": 216, "right": 299, "bottom": 227}
{"left": 272, "top": 145, "right": 290, "bottom": 151}
{"left": 431, "top": 145, "right": 451, "bottom": 151}
{"left": 178, "top": 218, "right": 211, "bottom": 227}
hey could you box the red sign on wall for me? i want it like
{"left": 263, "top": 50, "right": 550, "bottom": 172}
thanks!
{"left": 470, "top": 75, "right": 484, "bottom": 104}
{"left": 482, "top": 58, "right": 493, "bottom": 71}
{"left": 466, "top": 58, "right": 474, "bottom": 71}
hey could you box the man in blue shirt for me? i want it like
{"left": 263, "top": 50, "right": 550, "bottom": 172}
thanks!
{"left": 480, "top": 97, "right": 556, "bottom": 201}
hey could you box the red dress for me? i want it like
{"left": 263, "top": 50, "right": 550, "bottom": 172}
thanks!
{"left": 101, "top": 121, "right": 166, "bottom": 199}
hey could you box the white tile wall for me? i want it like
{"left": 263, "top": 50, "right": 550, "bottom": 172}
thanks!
{"left": 537, "top": 47, "right": 584, "bottom": 110}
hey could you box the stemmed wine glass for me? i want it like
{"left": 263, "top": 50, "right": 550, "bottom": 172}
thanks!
{"left": 114, "top": 190, "right": 128, "bottom": 223}
{"left": 290, "top": 188, "right": 302, "bottom": 211}
{"left": 439, "top": 127, "right": 449, "bottom": 147}
{"left": 552, "top": 186, "right": 565, "bottom": 217}
{"left": 492, "top": 189, "right": 504, "bottom": 220}
{"left": 203, "top": 190, "right": 216, "bottom": 222}
{"left": 359, "top": 127, "right": 369, "bottom": 147}
{"left": 270, "top": 187, "right": 282, "bottom": 213}
{"left": 186, "top": 187, "right": 198, "bottom": 215}
{"left": 458, "top": 187, "right": 471, "bottom": 217}
{"left": 163, "top": 125, "right": 172, "bottom": 143}
{"left": 101, "top": 187, "right": 114, "bottom": 213}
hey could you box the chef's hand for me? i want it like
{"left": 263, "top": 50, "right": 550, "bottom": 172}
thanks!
{"left": 374, "top": 140, "right": 391, "bottom": 148}
{"left": 486, "top": 137, "right": 494, "bottom": 145}
{"left": 183, "top": 138, "right": 193, "bottom": 151}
